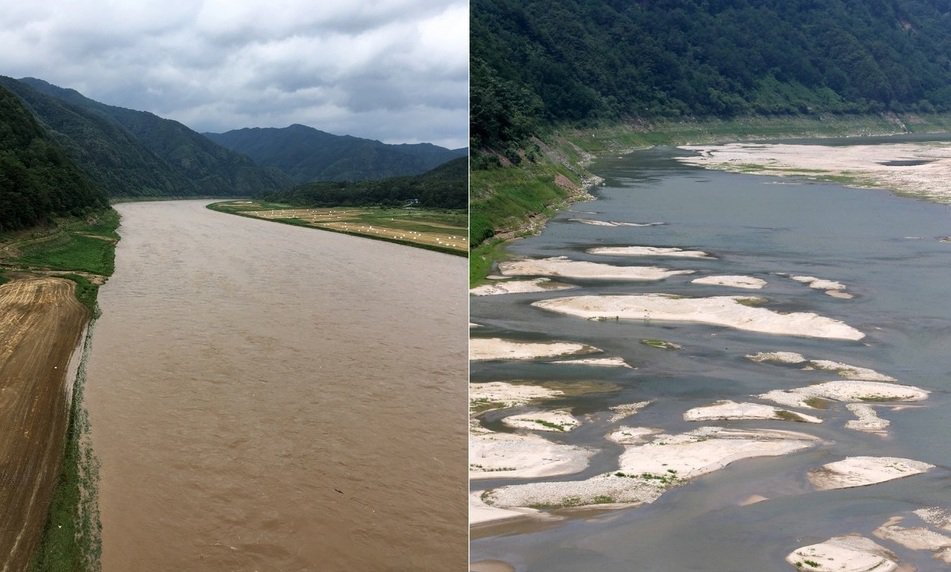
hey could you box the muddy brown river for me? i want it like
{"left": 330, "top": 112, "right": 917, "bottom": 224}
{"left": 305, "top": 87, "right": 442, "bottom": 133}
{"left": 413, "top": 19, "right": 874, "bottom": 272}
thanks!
{"left": 85, "top": 200, "right": 466, "bottom": 571}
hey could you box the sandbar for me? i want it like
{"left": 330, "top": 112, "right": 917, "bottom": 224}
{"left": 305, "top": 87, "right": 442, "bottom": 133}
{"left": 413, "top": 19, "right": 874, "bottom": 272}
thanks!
{"left": 470, "top": 431, "right": 593, "bottom": 480}
{"left": 808, "top": 456, "right": 934, "bottom": 490}
{"left": 692, "top": 275, "right": 767, "bottom": 289}
{"left": 678, "top": 141, "right": 951, "bottom": 204}
{"left": 791, "top": 275, "right": 853, "bottom": 299}
{"left": 845, "top": 404, "right": 890, "bottom": 435}
{"left": 748, "top": 352, "right": 895, "bottom": 381}
{"left": 470, "top": 337, "right": 601, "bottom": 361}
{"left": 499, "top": 257, "right": 693, "bottom": 281}
{"left": 874, "top": 516, "right": 951, "bottom": 556}
{"left": 533, "top": 294, "right": 865, "bottom": 340}
{"left": 470, "top": 278, "right": 577, "bottom": 296}
{"left": 683, "top": 400, "right": 821, "bottom": 423}
{"left": 470, "top": 381, "right": 563, "bottom": 412}
{"left": 587, "top": 246, "right": 714, "bottom": 259}
{"left": 608, "top": 401, "right": 651, "bottom": 423}
{"left": 551, "top": 356, "right": 633, "bottom": 368}
{"left": 785, "top": 535, "right": 900, "bottom": 572}
{"left": 760, "top": 380, "right": 928, "bottom": 409}
{"left": 502, "top": 410, "right": 579, "bottom": 432}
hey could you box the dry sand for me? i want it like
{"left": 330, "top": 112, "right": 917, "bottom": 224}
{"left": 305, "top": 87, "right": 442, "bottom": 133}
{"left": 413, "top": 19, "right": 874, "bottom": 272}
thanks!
{"left": 874, "top": 516, "right": 951, "bottom": 557}
{"left": 747, "top": 352, "right": 895, "bottom": 381}
{"left": 760, "top": 380, "right": 928, "bottom": 409}
{"left": 683, "top": 400, "right": 822, "bottom": 423}
{"left": 502, "top": 410, "right": 580, "bottom": 432}
{"left": 533, "top": 294, "right": 865, "bottom": 340}
{"left": 470, "top": 337, "right": 600, "bottom": 361}
{"left": 808, "top": 456, "right": 934, "bottom": 490}
{"left": 791, "top": 275, "right": 854, "bottom": 299}
{"left": 608, "top": 401, "right": 651, "bottom": 423}
{"left": 691, "top": 275, "right": 767, "bottom": 289}
{"left": 550, "top": 356, "right": 633, "bottom": 368}
{"left": 606, "top": 426, "right": 662, "bottom": 445}
{"left": 845, "top": 403, "right": 890, "bottom": 435}
{"left": 587, "top": 246, "right": 714, "bottom": 258}
{"left": 469, "top": 431, "right": 593, "bottom": 480}
{"left": 785, "top": 535, "right": 901, "bottom": 572}
{"left": 499, "top": 257, "right": 694, "bottom": 281}
{"left": 569, "top": 219, "right": 664, "bottom": 227}
{"left": 470, "top": 381, "right": 564, "bottom": 411}
{"left": 470, "top": 278, "right": 577, "bottom": 296}
{"left": 678, "top": 141, "right": 951, "bottom": 204}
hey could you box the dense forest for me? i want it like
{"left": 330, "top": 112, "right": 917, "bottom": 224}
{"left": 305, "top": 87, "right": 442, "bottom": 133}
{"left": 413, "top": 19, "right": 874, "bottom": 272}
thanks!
{"left": 472, "top": 0, "right": 951, "bottom": 154}
{"left": 263, "top": 156, "right": 468, "bottom": 209}
{"left": 206, "top": 124, "right": 467, "bottom": 183}
{"left": 0, "top": 85, "right": 107, "bottom": 232}
{"left": 0, "top": 77, "right": 290, "bottom": 197}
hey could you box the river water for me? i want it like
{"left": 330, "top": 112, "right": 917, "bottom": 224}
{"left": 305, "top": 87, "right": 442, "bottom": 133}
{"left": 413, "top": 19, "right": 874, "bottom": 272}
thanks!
{"left": 471, "top": 140, "right": 951, "bottom": 571}
{"left": 85, "top": 200, "right": 467, "bottom": 571}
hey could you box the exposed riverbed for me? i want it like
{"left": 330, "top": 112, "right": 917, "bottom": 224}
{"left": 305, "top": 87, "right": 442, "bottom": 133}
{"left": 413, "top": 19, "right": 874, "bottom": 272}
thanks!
{"left": 86, "top": 200, "right": 466, "bottom": 570}
{"left": 470, "top": 137, "right": 951, "bottom": 571}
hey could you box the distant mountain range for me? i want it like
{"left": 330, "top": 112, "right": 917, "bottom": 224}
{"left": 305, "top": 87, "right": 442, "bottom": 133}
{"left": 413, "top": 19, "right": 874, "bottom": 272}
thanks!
{"left": 205, "top": 124, "right": 467, "bottom": 183}
{"left": 0, "top": 77, "right": 291, "bottom": 197}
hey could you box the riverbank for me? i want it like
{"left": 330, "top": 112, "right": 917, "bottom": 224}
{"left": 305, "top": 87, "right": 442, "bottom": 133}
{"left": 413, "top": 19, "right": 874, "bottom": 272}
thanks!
{"left": 469, "top": 112, "right": 951, "bottom": 286}
{"left": 0, "top": 210, "right": 118, "bottom": 570}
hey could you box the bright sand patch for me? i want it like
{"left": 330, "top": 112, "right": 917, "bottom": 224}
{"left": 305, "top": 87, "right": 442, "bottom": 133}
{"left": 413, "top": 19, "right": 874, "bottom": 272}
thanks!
{"left": 808, "top": 456, "right": 935, "bottom": 491}
{"left": 606, "top": 426, "right": 662, "bottom": 445}
{"left": 569, "top": 219, "right": 664, "bottom": 227}
{"left": 502, "top": 410, "right": 580, "bottom": 432}
{"left": 470, "top": 431, "right": 593, "bottom": 480}
{"left": 608, "top": 401, "right": 651, "bottom": 423}
{"left": 916, "top": 507, "right": 951, "bottom": 532}
{"left": 470, "top": 337, "right": 600, "bottom": 361}
{"left": 587, "top": 246, "right": 714, "bottom": 259}
{"left": 498, "top": 257, "right": 694, "bottom": 281}
{"left": 683, "top": 400, "right": 822, "bottom": 423}
{"left": 470, "top": 278, "right": 577, "bottom": 296}
{"left": 482, "top": 427, "right": 820, "bottom": 511}
{"left": 678, "top": 141, "right": 951, "bottom": 204}
{"left": 845, "top": 404, "right": 890, "bottom": 435}
{"left": 533, "top": 294, "right": 865, "bottom": 340}
{"left": 469, "top": 491, "right": 543, "bottom": 526}
{"left": 760, "top": 380, "right": 928, "bottom": 409}
{"left": 692, "top": 275, "right": 767, "bottom": 289}
{"left": 747, "top": 352, "right": 895, "bottom": 381}
{"left": 874, "top": 516, "right": 951, "bottom": 555}
{"left": 551, "top": 356, "right": 633, "bottom": 368}
{"left": 469, "top": 382, "right": 564, "bottom": 411}
{"left": 791, "top": 275, "right": 854, "bottom": 299}
{"left": 785, "top": 535, "right": 900, "bottom": 572}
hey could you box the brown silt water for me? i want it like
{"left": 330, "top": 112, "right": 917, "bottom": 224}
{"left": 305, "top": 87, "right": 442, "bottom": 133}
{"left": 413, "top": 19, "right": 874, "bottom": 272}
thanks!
{"left": 85, "top": 200, "right": 466, "bottom": 570}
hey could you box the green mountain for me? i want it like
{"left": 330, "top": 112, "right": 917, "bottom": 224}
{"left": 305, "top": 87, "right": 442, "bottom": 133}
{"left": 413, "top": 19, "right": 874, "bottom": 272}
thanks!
{"left": 205, "top": 124, "right": 467, "bottom": 183}
{"left": 472, "top": 0, "right": 951, "bottom": 151}
{"left": 263, "top": 155, "right": 468, "bottom": 209}
{"left": 0, "top": 77, "right": 290, "bottom": 197}
{"left": 0, "top": 84, "right": 107, "bottom": 232}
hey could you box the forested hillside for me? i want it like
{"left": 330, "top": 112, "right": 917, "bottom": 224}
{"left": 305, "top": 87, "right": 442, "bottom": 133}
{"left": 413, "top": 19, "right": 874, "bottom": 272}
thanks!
{"left": 472, "top": 0, "right": 951, "bottom": 153}
{"left": 1, "top": 77, "right": 290, "bottom": 197}
{"left": 263, "top": 156, "right": 467, "bottom": 209}
{"left": 206, "top": 124, "right": 467, "bottom": 183}
{"left": 0, "top": 84, "right": 107, "bottom": 232}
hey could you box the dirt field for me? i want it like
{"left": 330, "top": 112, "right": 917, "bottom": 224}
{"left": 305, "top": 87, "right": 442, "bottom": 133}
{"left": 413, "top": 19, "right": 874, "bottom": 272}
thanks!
{"left": 0, "top": 278, "right": 88, "bottom": 571}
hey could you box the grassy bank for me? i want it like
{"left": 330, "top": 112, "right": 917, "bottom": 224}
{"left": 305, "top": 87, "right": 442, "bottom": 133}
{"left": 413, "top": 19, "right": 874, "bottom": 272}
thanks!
{"left": 469, "top": 112, "right": 951, "bottom": 286}
{"left": 0, "top": 209, "right": 118, "bottom": 570}
{"left": 208, "top": 200, "right": 468, "bottom": 256}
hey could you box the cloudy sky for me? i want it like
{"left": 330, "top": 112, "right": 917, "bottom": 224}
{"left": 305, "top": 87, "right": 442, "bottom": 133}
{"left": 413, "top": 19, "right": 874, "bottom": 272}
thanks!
{"left": 0, "top": 1, "right": 468, "bottom": 149}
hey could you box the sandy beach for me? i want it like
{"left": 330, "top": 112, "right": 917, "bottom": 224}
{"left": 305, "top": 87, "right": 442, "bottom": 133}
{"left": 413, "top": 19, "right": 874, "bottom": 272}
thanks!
{"left": 498, "top": 257, "right": 694, "bottom": 281}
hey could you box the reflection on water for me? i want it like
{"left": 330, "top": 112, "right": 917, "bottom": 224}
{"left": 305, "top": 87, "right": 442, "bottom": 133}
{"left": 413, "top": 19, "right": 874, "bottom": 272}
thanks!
{"left": 86, "top": 200, "right": 466, "bottom": 571}
{"left": 471, "top": 143, "right": 951, "bottom": 571}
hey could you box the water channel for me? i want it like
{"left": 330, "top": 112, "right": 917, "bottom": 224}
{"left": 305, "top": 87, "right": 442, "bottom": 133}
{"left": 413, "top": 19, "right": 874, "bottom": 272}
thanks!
{"left": 471, "top": 140, "right": 951, "bottom": 571}
{"left": 86, "top": 200, "right": 467, "bottom": 570}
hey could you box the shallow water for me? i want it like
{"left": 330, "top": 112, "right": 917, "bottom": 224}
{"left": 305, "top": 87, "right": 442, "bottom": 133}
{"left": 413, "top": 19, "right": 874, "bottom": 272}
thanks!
{"left": 471, "top": 140, "right": 951, "bottom": 571}
{"left": 85, "top": 200, "right": 467, "bottom": 571}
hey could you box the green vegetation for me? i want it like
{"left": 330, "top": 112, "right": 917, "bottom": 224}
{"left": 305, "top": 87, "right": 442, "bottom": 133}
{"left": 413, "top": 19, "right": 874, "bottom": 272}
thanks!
{"left": 206, "top": 123, "right": 467, "bottom": 183}
{"left": 775, "top": 410, "right": 808, "bottom": 423}
{"left": 208, "top": 201, "right": 467, "bottom": 256}
{"left": 30, "top": 324, "right": 101, "bottom": 572}
{"left": 261, "top": 156, "right": 468, "bottom": 210}
{"left": 0, "top": 76, "right": 290, "bottom": 197}
{"left": 0, "top": 84, "right": 107, "bottom": 232}
{"left": 473, "top": 0, "right": 951, "bottom": 153}
{"left": 6, "top": 210, "right": 119, "bottom": 276}
{"left": 804, "top": 397, "right": 832, "bottom": 409}
{"left": 526, "top": 418, "right": 569, "bottom": 431}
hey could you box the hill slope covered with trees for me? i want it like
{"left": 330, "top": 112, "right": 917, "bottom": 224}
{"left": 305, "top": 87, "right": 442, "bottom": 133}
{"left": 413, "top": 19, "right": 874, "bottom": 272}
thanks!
{"left": 206, "top": 124, "right": 467, "bottom": 183}
{"left": 0, "top": 84, "right": 107, "bottom": 232}
{"left": 1, "top": 77, "right": 290, "bottom": 197}
{"left": 262, "top": 156, "right": 468, "bottom": 209}
{"left": 472, "top": 0, "right": 951, "bottom": 153}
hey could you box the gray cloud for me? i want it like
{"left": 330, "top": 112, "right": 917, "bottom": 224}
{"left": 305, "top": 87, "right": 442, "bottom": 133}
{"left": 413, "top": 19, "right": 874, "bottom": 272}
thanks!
{"left": 0, "top": 0, "right": 468, "bottom": 148}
